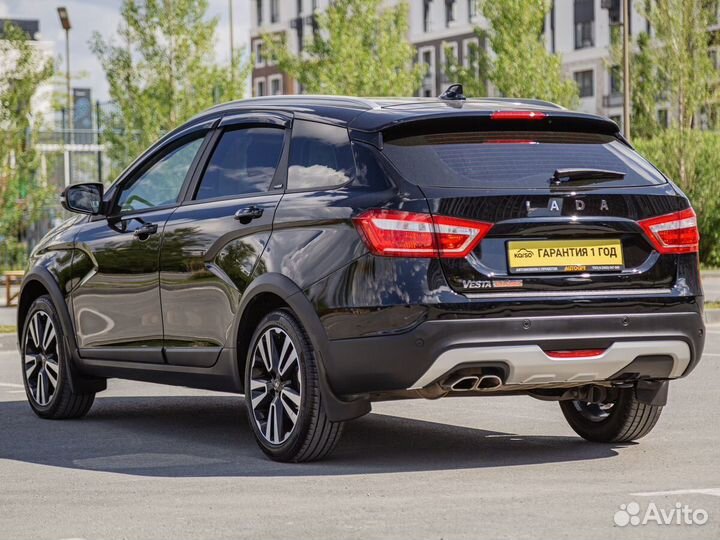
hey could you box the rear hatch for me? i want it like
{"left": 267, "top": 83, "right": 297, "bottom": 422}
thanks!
{"left": 379, "top": 113, "right": 695, "bottom": 295}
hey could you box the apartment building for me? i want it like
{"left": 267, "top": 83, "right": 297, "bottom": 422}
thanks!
{"left": 249, "top": 0, "right": 671, "bottom": 121}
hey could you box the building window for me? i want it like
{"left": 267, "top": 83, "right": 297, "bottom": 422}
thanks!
{"left": 254, "top": 41, "right": 265, "bottom": 66}
{"left": 574, "top": 0, "right": 594, "bottom": 49}
{"left": 609, "top": 65, "right": 622, "bottom": 94}
{"left": 419, "top": 46, "right": 436, "bottom": 95}
{"left": 445, "top": 0, "right": 456, "bottom": 27}
{"left": 423, "top": 0, "right": 432, "bottom": 33}
{"left": 270, "top": 0, "right": 279, "bottom": 23}
{"left": 295, "top": 19, "right": 304, "bottom": 52}
{"left": 442, "top": 41, "right": 459, "bottom": 83}
{"left": 269, "top": 75, "right": 283, "bottom": 95}
{"left": 254, "top": 78, "right": 266, "bottom": 97}
{"left": 462, "top": 37, "right": 479, "bottom": 68}
{"left": 468, "top": 0, "right": 477, "bottom": 20}
{"left": 574, "top": 70, "right": 594, "bottom": 98}
{"left": 256, "top": 0, "right": 263, "bottom": 26}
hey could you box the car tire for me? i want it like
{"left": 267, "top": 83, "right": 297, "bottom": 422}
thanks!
{"left": 21, "top": 295, "right": 95, "bottom": 419}
{"left": 244, "top": 309, "right": 344, "bottom": 462}
{"left": 559, "top": 386, "right": 663, "bottom": 443}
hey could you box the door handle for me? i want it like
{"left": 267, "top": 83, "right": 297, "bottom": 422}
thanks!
{"left": 234, "top": 206, "right": 264, "bottom": 223}
{"left": 133, "top": 222, "right": 158, "bottom": 238}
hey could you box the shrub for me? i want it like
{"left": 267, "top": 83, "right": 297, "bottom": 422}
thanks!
{"left": 633, "top": 130, "right": 720, "bottom": 266}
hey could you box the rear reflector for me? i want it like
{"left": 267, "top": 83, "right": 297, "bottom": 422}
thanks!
{"left": 353, "top": 209, "right": 493, "bottom": 258}
{"left": 638, "top": 208, "right": 700, "bottom": 255}
{"left": 491, "top": 110, "right": 547, "bottom": 121}
{"left": 545, "top": 349, "right": 606, "bottom": 359}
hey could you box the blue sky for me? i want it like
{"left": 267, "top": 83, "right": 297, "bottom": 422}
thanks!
{"left": 0, "top": 0, "right": 251, "bottom": 101}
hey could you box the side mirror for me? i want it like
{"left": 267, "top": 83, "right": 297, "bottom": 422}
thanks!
{"left": 61, "top": 183, "right": 104, "bottom": 215}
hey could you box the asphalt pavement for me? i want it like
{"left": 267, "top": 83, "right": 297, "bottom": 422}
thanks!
{"left": 0, "top": 327, "right": 718, "bottom": 539}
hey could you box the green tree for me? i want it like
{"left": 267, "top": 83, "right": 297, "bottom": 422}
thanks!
{"left": 481, "top": 0, "right": 578, "bottom": 107}
{"left": 637, "top": 0, "right": 718, "bottom": 185}
{"left": 443, "top": 30, "right": 491, "bottom": 97}
{"left": 263, "top": 0, "right": 424, "bottom": 96}
{"left": 635, "top": 131, "right": 720, "bottom": 265}
{"left": 610, "top": 30, "right": 662, "bottom": 139}
{"left": 0, "top": 23, "right": 55, "bottom": 267}
{"left": 91, "top": 0, "right": 250, "bottom": 176}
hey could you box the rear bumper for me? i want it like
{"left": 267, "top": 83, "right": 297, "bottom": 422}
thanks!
{"left": 324, "top": 311, "right": 705, "bottom": 396}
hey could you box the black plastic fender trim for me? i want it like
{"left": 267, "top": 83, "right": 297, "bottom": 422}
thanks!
{"left": 231, "top": 273, "right": 371, "bottom": 422}
{"left": 635, "top": 380, "right": 669, "bottom": 406}
{"left": 21, "top": 269, "right": 106, "bottom": 395}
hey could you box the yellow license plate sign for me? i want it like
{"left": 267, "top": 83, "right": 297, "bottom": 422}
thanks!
{"left": 507, "top": 239, "right": 624, "bottom": 273}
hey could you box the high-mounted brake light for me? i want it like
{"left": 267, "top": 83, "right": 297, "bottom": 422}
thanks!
{"left": 638, "top": 208, "right": 700, "bottom": 255}
{"left": 353, "top": 209, "right": 493, "bottom": 258}
{"left": 491, "top": 110, "right": 547, "bottom": 121}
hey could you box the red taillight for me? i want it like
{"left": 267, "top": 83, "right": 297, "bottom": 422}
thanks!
{"left": 353, "top": 209, "right": 493, "bottom": 258}
{"left": 638, "top": 208, "right": 700, "bottom": 255}
{"left": 491, "top": 110, "right": 547, "bottom": 121}
{"left": 545, "top": 349, "right": 606, "bottom": 359}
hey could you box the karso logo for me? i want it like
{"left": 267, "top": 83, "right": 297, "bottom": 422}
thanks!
{"left": 613, "top": 501, "right": 709, "bottom": 527}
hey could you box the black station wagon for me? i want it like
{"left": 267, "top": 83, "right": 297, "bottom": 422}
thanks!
{"left": 18, "top": 91, "right": 705, "bottom": 461}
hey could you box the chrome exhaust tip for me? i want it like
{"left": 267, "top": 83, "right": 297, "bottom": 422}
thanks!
{"left": 448, "top": 375, "right": 480, "bottom": 391}
{"left": 476, "top": 374, "right": 503, "bottom": 389}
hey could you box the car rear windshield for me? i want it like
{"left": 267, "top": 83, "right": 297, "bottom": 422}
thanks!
{"left": 381, "top": 130, "right": 667, "bottom": 189}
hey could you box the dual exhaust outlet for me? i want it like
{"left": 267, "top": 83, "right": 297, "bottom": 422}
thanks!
{"left": 444, "top": 374, "right": 503, "bottom": 392}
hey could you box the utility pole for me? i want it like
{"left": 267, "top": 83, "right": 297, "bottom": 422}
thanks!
{"left": 622, "top": 0, "right": 631, "bottom": 139}
{"left": 229, "top": 0, "right": 235, "bottom": 81}
{"left": 57, "top": 8, "right": 72, "bottom": 137}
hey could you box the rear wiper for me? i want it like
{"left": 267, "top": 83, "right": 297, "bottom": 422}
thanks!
{"left": 551, "top": 168, "right": 626, "bottom": 185}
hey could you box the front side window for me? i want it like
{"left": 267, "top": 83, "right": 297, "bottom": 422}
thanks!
{"left": 287, "top": 120, "right": 355, "bottom": 190}
{"left": 117, "top": 137, "right": 204, "bottom": 213}
{"left": 194, "top": 127, "right": 285, "bottom": 201}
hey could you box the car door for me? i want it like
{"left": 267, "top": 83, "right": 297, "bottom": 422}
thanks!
{"left": 160, "top": 112, "right": 290, "bottom": 366}
{"left": 71, "top": 125, "right": 211, "bottom": 362}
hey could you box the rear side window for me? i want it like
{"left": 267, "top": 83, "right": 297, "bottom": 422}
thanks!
{"left": 382, "top": 130, "right": 666, "bottom": 189}
{"left": 287, "top": 120, "right": 355, "bottom": 190}
{"left": 195, "top": 127, "right": 284, "bottom": 200}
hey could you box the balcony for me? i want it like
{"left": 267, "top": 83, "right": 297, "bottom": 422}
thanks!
{"left": 603, "top": 92, "right": 624, "bottom": 108}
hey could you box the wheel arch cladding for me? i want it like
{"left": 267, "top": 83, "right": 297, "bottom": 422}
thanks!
{"left": 18, "top": 270, "right": 106, "bottom": 395}
{"left": 232, "top": 273, "right": 371, "bottom": 422}
{"left": 18, "top": 270, "right": 74, "bottom": 350}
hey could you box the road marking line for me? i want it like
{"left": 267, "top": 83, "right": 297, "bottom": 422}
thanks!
{"left": 0, "top": 382, "right": 23, "bottom": 389}
{"left": 702, "top": 352, "right": 720, "bottom": 356}
{"left": 633, "top": 488, "right": 720, "bottom": 498}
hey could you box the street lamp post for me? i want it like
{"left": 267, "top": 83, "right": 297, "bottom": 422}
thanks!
{"left": 603, "top": 0, "right": 631, "bottom": 139}
{"left": 228, "top": 0, "right": 235, "bottom": 81}
{"left": 57, "top": 7, "right": 71, "bottom": 142}
{"left": 622, "top": 0, "right": 631, "bottom": 140}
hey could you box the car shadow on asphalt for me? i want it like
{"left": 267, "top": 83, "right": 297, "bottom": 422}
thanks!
{"left": 0, "top": 395, "right": 630, "bottom": 477}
